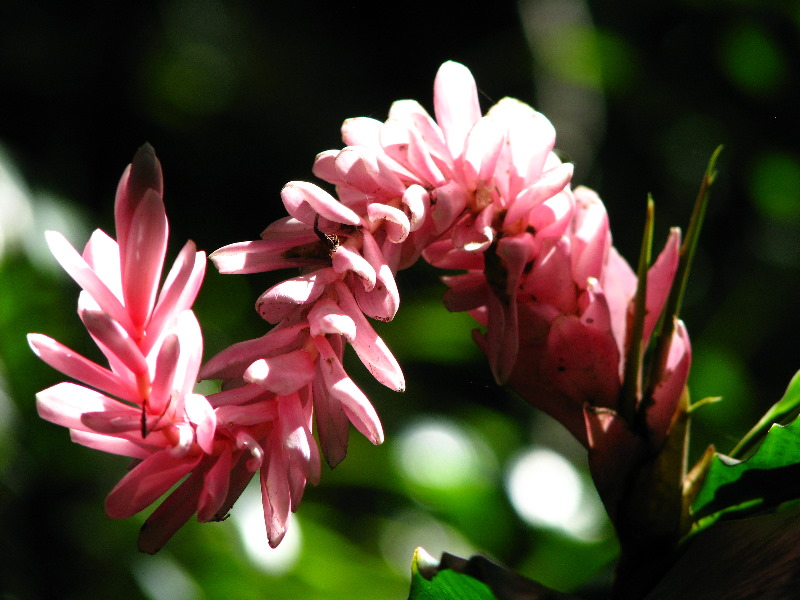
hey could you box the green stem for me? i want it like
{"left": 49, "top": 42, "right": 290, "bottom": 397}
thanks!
{"left": 621, "top": 196, "right": 654, "bottom": 424}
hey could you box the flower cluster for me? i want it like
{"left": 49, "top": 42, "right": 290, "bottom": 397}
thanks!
{"left": 31, "top": 61, "right": 693, "bottom": 553}
{"left": 29, "top": 146, "right": 263, "bottom": 553}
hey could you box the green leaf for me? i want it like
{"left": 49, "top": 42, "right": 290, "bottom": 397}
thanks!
{"left": 408, "top": 549, "right": 496, "bottom": 600}
{"left": 407, "top": 549, "right": 581, "bottom": 600}
{"left": 730, "top": 369, "right": 800, "bottom": 458}
{"left": 691, "top": 413, "right": 800, "bottom": 527}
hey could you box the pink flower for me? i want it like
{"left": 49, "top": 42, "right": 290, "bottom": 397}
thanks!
{"left": 28, "top": 145, "right": 230, "bottom": 553}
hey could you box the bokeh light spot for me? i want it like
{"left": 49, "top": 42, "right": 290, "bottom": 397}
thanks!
{"left": 506, "top": 447, "right": 604, "bottom": 539}
{"left": 231, "top": 481, "right": 302, "bottom": 575}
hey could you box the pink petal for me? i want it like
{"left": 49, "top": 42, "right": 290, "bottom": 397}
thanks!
{"left": 529, "top": 190, "right": 575, "bottom": 239}
{"left": 138, "top": 467, "right": 205, "bottom": 554}
{"left": 149, "top": 333, "right": 180, "bottom": 417}
{"left": 312, "top": 150, "right": 340, "bottom": 183}
{"left": 122, "top": 188, "right": 168, "bottom": 330}
{"left": 451, "top": 204, "right": 494, "bottom": 253}
{"left": 256, "top": 267, "right": 340, "bottom": 323}
{"left": 332, "top": 242, "right": 376, "bottom": 290}
{"left": 367, "top": 203, "right": 410, "bottom": 243}
{"left": 70, "top": 430, "right": 152, "bottom": 459}
{"left": 571, "top": 187, "right": 611, "bottom": 288}
{"left": 643, "top": 228, "right": 681, "bottom": 345}
{"left": 522, "top": 237, "right": 579, "bottom": 315}
{"left": 105, "top": 448, "right": 200, "bottom": 518}
{"left": 334, "top": 146, "right": 407, "bottom": 198}
{"left": 504, "top": 163, "right": 574, "bottom": 230}
{"left": 312, "top": 363, "right": 350, "bottom": 468}
{"left": 45, "top": 230, "right": 136, "bottom": 336}
{"left": 36, "top": 382, "right": 123, "bottom": 430}
{"left": 79, "top": 308, "right": 148, "bottom": 377}
{"left": 341, "top": 116, "right": 382, "bottom": 147}
{"left": 646, "top": 319, "right": 691, "bottom": 448}
{"left": 145, "top": 243, "right": 206, "bottom": 355}
{"left": 27, "top": 333, "right": 138, "bottom": 403}
{"left": 197, "top": 446, "right": 233, "bottom": 522}
{"left": 334, "top": 281, "right": 405, "bottom": 391}
{"left": 199, "top": 321, "right": 307, "bottom": 380}
{"left": 430, "top": 180, "right": 468, "bottom": 234}
{"left": 380, "top": 116, "right": 446, "bottom": 187}
{"left": 82, "top": 229, "right": 123, "bottom": 299}
{"left": 281, "top": 181, "right": 361, "bottom": 227}
{"left": 81, "top": 408, "right": 140, "bottom": 433}
{"left": 488, "top": 99, "right": 556, "bottom": 201}
{"left": 209, "top": 237, "right": 322, "bottom": 275}
{"left": 215, "top": 398, "right": 278, "bottom": 425}
{"left": 307, "top": 298, "right": 357, "bottom": 341}
{"left": 314, "top": 335, "right": 384, "bottom": 445}
{"left": 441, "top": 272, "right": 489, "bottom": 312}
{"left": 433, "top": 61, "right": 482, "bottom": 161}
{"left": 184, "top": 393, "right": 217, "bottom": 455}
{"left": 461, "top": 115, "right": 506, "bottom": 187}
{"left": 262, "top": 443, "right": 291, "bottom": 547}
{"left": 114, "top": 144, "right": 164, "bottom": 260}
{"left": 243, "top": 349, "right": 316, "bottom": 396}
{"left": 402, "top": 185, "right": 430, "bottom": 232}
{"left": 353, "top": 230, "right": 399, "bottom": 322}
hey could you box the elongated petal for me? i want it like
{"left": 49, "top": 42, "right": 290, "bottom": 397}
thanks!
{"left": 70, "top": 429, "right": 152, "bottom": 459}
{"left": 504, "top": 163, "right": 574, "bottom": 230}
{"left": 145, "top": 244, "right": 206, "bottom": 355}
{"left": 368, "top": 203, "right": 410, "bottom": 243}
{"left": 122, "top": 188, "right": 168, "bottom": 330}
{"left": 314, "top": 336, "right": 384, "bottom": 445}
{"left": 353, "top": 230, "right": 399, "bottom": 321}
{"left": 571, "top": 187, "right": 610, "bottom": 287}
{"left": 36, "top": 382, "right": 123, "bottom": 430}
{"left": 256, "top": 267, "right": 340, "bottom": 323}
{"left": 115, "top": 144, "right": 164, "bottom": 259}
{"left": 334, "top": 281, "right": 405, "bottom": 391}
{"left": 313, "top": 364, "right": 350, "bottom": 468}
{"left": 643, "top": 228, "right": 681, "bottom": 345}
{"left": 332, "top": 242, "right": 376, "bottom": 290}
{"left": 45, "top": 230, "right": 136, "bottom": 335}
{"left": 210, "top": 238, "right": 322, "bottom": 275}
{"left": 105, "top": 448, "right": 200, "bottom": 518}
{"left": 199, "top": 321, "right": 307, "bottom": 380}
{"left": 81, "top": 308, "right": 148, "bottom": 377}
{"left": 138, "top": 467, "right": 205, "bottom": 554}
{"left": 243, "top": 349, "right": 316, "bottom": 396}
{"left": 184, "top": 393, "right": 216, "bottom": 454}
{"left": 281, "top": 181, "right": 361, "bottom": 227}
{"left": 308, "top": 298, "right": 357, "bottom": 341}
{"left": 197, "top": 447, "right": 233, "bottom": 522}
{"left": 434, "top": 60, "right": 481, "bottom": 161}
{"left": 341, "top": 116, "right": 382, "bottom": 147}
{"left": 647, "top": 319, "right": 691, "bottom": 447}
{"left": 27, "top": 334, "right": 137, "bottom": 403}
{"left": 262, "top": 443, "right": 291, "bottom": 547}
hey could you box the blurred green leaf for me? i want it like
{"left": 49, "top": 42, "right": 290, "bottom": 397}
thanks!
{"left": 692, "top": 412, "right": 800, "bottom": 527}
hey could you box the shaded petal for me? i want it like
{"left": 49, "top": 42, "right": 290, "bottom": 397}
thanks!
{"left": 105, "top": 448, "right": 200, "bottom": 518}
{"left": 643, "top": 228, "right": 681, "bottom": 345}
{"left": 197, "top": 447, "right": 233, "bottom": 522}
{"left": 79, "top": 308, "right": 148, "bottom": 377}
{"left": 184, "top": 393, "right": 216, "bottom": 455}
{"left": 314, "top": 336, "right": 384, "bottom": 445}
{"left": 332, "top": 242, "right": 376, "bottom": 290}
{"left": 353, "top": 230, "right": 399, "bottom": 322}
{"left": 70, "top": 430, "right": 152, "bottom": 459}
{"left": 647, "top": 319, "right": 691, "bottom": 448}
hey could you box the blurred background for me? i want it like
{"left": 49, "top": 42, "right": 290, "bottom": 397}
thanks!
{"left": 0, "top": 0, "right": 798, "bottom": 598}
